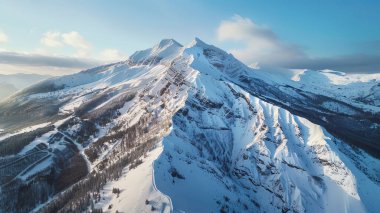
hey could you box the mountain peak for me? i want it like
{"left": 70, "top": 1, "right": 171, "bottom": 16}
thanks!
{"left": 188, "top": 37, "right": 208, "bottom": 48}
{"left": 156, "top": 39, "right": 182, "bottom": 49}
{"left": 1, "top": 37, "right": 379, "bottom": 213}
{"left": 128, "top": 39, "right": 183, "bottom": 65}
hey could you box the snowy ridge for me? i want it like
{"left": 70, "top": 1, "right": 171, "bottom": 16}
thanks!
{"left": 154, "top": 64, "right": 379, "bottom": 212}
{"left": 182, "top": 39, "right": 380, "bottom": 153}
{"left": 129, "top": 39, "right": 183, "bottom": 66}
{"left": 0, "top": 38, "right": 378, "bottom": 213}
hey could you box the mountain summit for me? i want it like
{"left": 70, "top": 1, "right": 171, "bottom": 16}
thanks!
{"left": 0, "top": 38, "right": 379, "bottom": 213}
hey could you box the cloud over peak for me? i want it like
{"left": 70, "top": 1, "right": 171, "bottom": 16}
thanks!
{"left": 217, "top": 15, "right": 380, "bottom": 73}
{"left": 217, "top": 15, "right": 306, "bottom": 66}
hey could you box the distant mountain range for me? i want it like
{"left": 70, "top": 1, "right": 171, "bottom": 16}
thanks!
{"left": 0, "top": 73, "right": 51, "bottom": 101}
{"left": 0, "top": 39, "right": 379, "bottom": 213}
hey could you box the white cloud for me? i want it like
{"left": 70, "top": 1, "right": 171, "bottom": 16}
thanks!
{"left": 217, "top": 16, "right": 380, "bottom": 73}
{"left": 62, "top": 31, "right": 91, "bottom": 57}
{"left": 62, "top": 31, "right": 91, "bottom": 50}
{"left": 40, "top": 31, "right": 63, "bottom": 47}
{"left": 100, "top": 49, "right": 127, "bottom": 62}
{"left": 217, "top": 15, "right": 306, "bottom": 67}
{"left": 0, "top": 31, "right": 9, "bottom": 44}
{"left": 40, "top": 31, "right": 92, "bottom": 57}
{"left": 1, "top": 30, "right": 128, "bottom": 75}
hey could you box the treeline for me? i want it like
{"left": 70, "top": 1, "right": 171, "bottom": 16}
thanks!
{"left": 40, "top": 137, "right": 158, "bottom": 213}
{"left": 41, "top": 111, "right": 166, "bottom": 212}
{"left": 85, "top": 115, "right": 150, "bottom": 163}
{"left": 0, "top": 133, "right": 82, "bottom": 212}
{"left": 0, "top": 88, "right": 170, "bottom": 212}
{"left": 0, "top": 125, "right": 54, "bottom": 157}
{"left": 0, "top": 169, "right": 55, "bottom": 212}
{"left": 59, "top": 118, "right": 98, "bottom": 146}
{"left": 74, "top": 90, "right": 117, "bottom": 117}
{"left": 83, "top": 93, "right": 136, "bottom": 125}
{"left": 58, "top": 92, "right": 135, "bottom": 147}
{"left": 0, "top": 99, "right": 61, "bottom": 127}
{"left": 55, "top": 153, "right": 89, "bottom": 192}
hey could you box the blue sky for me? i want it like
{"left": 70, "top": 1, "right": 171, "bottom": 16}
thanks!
{"left": 0, "top": 0, "right": 379, "bottom": 75}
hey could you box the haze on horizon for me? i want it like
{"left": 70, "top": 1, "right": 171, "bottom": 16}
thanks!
{"left": 0, "top": 0, "right": 380, "bottom": 75}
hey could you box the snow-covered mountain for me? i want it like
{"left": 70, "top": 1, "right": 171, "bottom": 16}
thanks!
{"left": 0, "top": 38, "right": 379, "bottom": 213}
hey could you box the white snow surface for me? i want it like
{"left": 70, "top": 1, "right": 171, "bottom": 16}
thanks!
{"left": 153, "top": 64, "right": 379, "bottom": 212}
{"left": 4, "top": 38, "right": 379, "bottom": 213}
{"left": 251, "top": 67, "right": 380, "bottom": 112}
{"left": 94, "top": 144, "right": 172, "bottom": 213}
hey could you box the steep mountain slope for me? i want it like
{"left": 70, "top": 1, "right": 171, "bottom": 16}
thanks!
{"left": 183, "top": 39, "right": 380, "bottom": 155}
{"left": 155, "top": 69, "right": 379, "bottom": 213}
{"left": 0, "top": 38, "right": 378, "bottom": 213}
{"left": 0, "top": 39, "right": 195, "bottom": 212}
